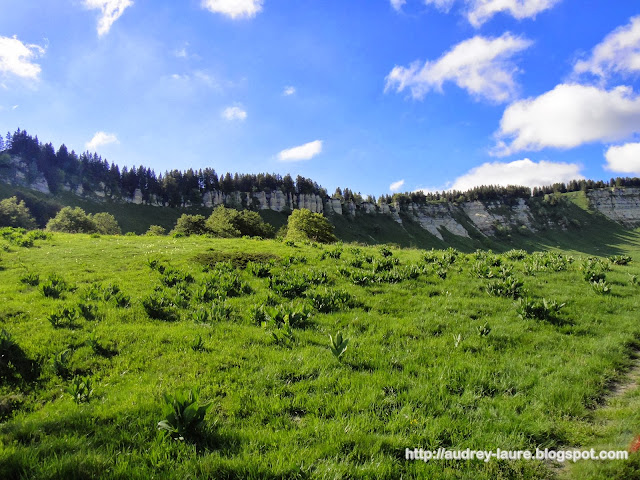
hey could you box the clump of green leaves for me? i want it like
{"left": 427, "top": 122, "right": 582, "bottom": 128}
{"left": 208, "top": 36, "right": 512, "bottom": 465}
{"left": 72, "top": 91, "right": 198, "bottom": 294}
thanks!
{"left": 142, "top": 292, "right": 180, "bottom": 322}
{"left": 41, "top": 273, "right": 71, "bottom": 299}
{"left": 246, "top": 261, "right": 271, "bottom": 278}
{"left": 477, "top": 323, "right": 491, "bottom": 337}
{"left": 19, "top": 271, "right": 39, "bottom": 286}
{"left": 67, "top": 376, "right": 93, "bottom": 404}
{"left": 609, "top": 255, "right": 632, "bottom": 265}
{"left": 48, "top": 306, "right": 80, "bottom": 329}
{"left": 50, "top": 349, "right": 72, "bottom": 379}
{"left": 590, "top": 279, "right": 611, "bottom": 295}
{"left": 485, "top": 276, "right": 524, "bottom": 299}
{"left": 307, "top": 288, "right": 358, "bottom": 313}
{"left": 191, "top": 335, "right": 206, "bottom": 352}
{"left": 157, "top": 388, "right": 212, "bottom": 441}
{"left": 329, "top": 332, "right": 349, "bottom": 360}
{"left": 516, "top": 298, "right": 566, "bottom": 323}
{"left": 268, "top": 273, "right": 308, "bottom": 299}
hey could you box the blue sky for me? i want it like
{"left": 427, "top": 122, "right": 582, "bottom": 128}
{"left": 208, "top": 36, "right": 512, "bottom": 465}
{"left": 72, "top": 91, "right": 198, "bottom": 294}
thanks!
{"left": 2, "top": 1, "right": 640, "bottom": 198}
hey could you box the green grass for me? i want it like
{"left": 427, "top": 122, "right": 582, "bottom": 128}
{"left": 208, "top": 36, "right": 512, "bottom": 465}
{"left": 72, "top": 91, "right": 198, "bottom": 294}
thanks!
{"left": 0, "top": 232, "right": 640, "bottom": 479}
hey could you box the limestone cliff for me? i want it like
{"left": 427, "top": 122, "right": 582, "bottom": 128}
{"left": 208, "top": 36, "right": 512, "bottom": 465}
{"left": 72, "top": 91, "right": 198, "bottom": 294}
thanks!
{"left": 2, "top": 153, "right": 640, "bottom": 241}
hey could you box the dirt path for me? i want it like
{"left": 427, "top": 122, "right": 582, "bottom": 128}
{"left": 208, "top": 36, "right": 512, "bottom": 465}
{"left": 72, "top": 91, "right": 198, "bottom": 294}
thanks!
{"left": 553, "top": 351, "right": 640, "bottom": 479}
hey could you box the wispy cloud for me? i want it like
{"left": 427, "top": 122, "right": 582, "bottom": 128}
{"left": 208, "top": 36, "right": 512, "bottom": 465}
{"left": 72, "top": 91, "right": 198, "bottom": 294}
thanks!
{"left": 84, "top": 0, "right": 133, "bottom": 36}
{"left": 86, "top": 131, "right": 119, "bottom": 150}
{"left": 407, "top": 0, "right": 560, "bottom": 27}
{"left": 386, "top": 33, "right": 532, "bottom": 103}
{"left": 466, "top": 0, "right": 561, "bottom": 28}
{"left": 222, "top": 105, "right": 247, "bottom": 121}
{"left": 283, "top": 86, "right": 296, "bottom": 96}
{"left": 0, "top": 35, "right": 46, "bottom": 80}
{"left": 202, "top": 0, "right": 263, "bottom": 19}
{"left": 277, "top": 140, "right": 323, "bottom": 162}
{"left": 390, "top": 0, "right": 407, "bottom": 11}
{"left": 574, "top": 15, "right": 640, "bottom": 80}
{"left": 389, "top": 179, "right": 405, "bottom": 192}
{"left": 494, "top": 84, "right": 640, "bottom": 156}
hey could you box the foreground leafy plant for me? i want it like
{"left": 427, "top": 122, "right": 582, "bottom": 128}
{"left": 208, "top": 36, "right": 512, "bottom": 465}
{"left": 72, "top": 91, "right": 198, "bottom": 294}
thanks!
{"left": 329, "top": 332, "right": 349, "bottom": 361}
{"left": 48, "top": 306, "right": 80, "bottom": 329}
{"left": 50, "top": 349, "right": 72, "bottom": 379}
{"left": 590, "top": 279, "right": 611, "bottom": 295}
{"left": 67, "top": 376, "right": 93, "bottom": 404}
{"left": 157, "top": 388, "right": 212, "bottom": 441}
{"left": 516, "top": 297, "right": 566, "bottom": 323}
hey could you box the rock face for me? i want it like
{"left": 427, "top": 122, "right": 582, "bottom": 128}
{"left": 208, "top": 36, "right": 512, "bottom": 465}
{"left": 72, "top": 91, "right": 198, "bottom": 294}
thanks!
{"left": 4, "top": 153, "right": 640, "bottom": 239}
{"left": 407, "top": 203, "right": 470, "bottom": 240}
{"left": 2, "top": 156, "right": 50, "bottom": 194}
{"left": 588, "top": 188, "right": 640, "bottom": 227}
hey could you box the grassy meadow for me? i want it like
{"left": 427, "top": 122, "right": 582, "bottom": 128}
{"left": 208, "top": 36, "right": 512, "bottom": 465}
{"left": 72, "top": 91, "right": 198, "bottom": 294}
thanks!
{"left": 0, "top": 229, "right": 640, "bottom": 479}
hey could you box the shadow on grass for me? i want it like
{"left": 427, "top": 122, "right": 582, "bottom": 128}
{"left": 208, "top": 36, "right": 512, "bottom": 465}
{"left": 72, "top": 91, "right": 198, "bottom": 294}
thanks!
{"left": 0, "top": 330, "right": 40, "bottom": 387}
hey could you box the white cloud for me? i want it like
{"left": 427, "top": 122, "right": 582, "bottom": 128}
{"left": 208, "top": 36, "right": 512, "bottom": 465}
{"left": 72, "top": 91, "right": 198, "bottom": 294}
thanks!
{"left": 222, "top": 106, "right": 247, "bottom": 121}
{"left": 494, "top": 84, "right": 640, "bottom": 156}
{"left": 283, "top": 86, "right": 296, "bottom": 96}
{"left": 277, "top": 140, "right": 323, "bottom": 162}
{"left": 448, "top": 159, "right": 583, "bottom": 191}
{"left": 385, "top": 33, "right": 531, "bottom": 103}
{"left": 84, "top": 0, "right": 133, "bottom": 36}
{"left": 86, "top": 132, "right": 119, "bottom": 150}
{"left": 390, "top": 179, "right": 405, "bottom": 192}
{"left": 202, "top": 0, "right": 263, "bottom": 19}
{"left": 424, "top": 0, "right": 456, "bottom": 12}
{"left": 390, "top": 0, "right": 407, "bottom": 11}
{"left": 0, "top": 35, "right": 45, "bottom": 80}
{"left": 467, "top": 0, "right": 561, "bottom": 28}
{"left": 604, "top": 143, "right": 640, "bottom": 174}
{"left": 574, "top": 15, "right": 640, "bottom": 79}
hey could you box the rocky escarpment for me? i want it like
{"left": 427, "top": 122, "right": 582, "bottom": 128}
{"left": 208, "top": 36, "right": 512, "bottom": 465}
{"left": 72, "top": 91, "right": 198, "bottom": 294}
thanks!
{"left": 587, "top": 187, "right": 640, "bottom": 227}
{"left": 3, "top": 153, "right": 640, "bottom": 241}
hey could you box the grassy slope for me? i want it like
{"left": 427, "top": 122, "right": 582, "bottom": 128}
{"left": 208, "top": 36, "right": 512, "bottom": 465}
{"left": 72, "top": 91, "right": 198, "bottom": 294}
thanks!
{"left": 0, "top": 233, "right": 639, "bottom": 479}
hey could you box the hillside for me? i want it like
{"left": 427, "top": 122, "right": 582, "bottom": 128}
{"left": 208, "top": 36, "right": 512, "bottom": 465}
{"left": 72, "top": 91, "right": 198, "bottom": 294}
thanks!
{"left": 0, "top": 232, "right": 639, "bottom": 479}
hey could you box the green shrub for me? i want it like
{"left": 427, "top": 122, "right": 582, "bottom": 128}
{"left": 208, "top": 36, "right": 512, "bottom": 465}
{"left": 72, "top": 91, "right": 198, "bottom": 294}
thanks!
{"left": 285, "top": 209, "right": 337, "bottom": 244}
{"left": 0, "top": 196, "right": 36, "bottom": 229}
{"left": 157, "top": 387, "right": 212, "bottom": 442}
{"left": 205, "top": 207, "right": 275, "bottom": 238}
{"left": 46, "top": 207, "right": 97, "bottom": 233}
{"left": 89, "top": 212, "right": 121, "bottom": 235}
{"left": 146, "top": 225, "right": 167, "bottom": 236}
{"left": 172, "top": 214, "right": 207, "bottom": 236}
{"left": 378, "top": 245, "right": 393, "bottom": 258}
